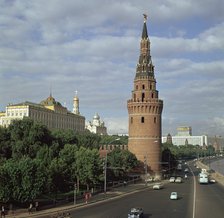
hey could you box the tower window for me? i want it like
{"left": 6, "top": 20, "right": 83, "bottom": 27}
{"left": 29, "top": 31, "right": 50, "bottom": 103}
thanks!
{"left": 141, "top": 117, "right": 144, "bottom": 123}
{"left": 131, "top": 117, "right": 133, "bottom": 124}
{"left": 142, "top": 93, "right": 145, "bottom": 102}
{"left": 142, "top": 84, "right": 145, "bottom": 89}
{"left": 136, "top": 85, "right": 138, "bottom": 90}
{"left": 154, "top": 117, "right": 156, "bottom": 123}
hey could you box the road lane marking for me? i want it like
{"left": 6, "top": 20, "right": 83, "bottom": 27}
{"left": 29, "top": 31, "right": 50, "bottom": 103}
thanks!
{"left": 189, "top": 164, "right": 196, "bottom": 218}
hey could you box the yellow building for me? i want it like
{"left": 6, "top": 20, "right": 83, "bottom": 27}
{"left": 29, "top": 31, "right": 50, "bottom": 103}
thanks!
{"left": 0, "top": 94, "right": 85, "bottom": 132}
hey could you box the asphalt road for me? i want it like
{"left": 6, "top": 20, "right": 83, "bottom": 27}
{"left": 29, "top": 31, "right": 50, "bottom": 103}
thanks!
{"left": 190, "top": 161, "right": 224, "bottom": 218}
{"left": 35, "top": 161, "right": 224, "bottom": 218}
{"left": 69, "top": 162, "right": 224, "bottom": 218}
{"left": 68, "top": 168, "right": 194, "bottom": 218}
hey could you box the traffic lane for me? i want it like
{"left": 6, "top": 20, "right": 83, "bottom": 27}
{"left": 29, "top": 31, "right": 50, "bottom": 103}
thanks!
{"left": 69, "top": 180, "right": 193, "bottom": 218}
{"left": 195, "top": 181, "right": 224, "bottom": 218}
{"left": 189, "top": 161, "right": 224, "bottom": 218}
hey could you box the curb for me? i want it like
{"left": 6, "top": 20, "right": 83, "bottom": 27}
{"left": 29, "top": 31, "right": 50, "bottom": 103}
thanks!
{"left": 8, "top": 183, "right": 152, "bottom": 218}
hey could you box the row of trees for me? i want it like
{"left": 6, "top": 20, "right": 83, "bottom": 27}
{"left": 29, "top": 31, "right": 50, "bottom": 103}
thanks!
{"left": 162, "top": 142, "right": 215, "bottom": 160}
{"left": 0, "top": 118, "right": 138, "bottom": 204}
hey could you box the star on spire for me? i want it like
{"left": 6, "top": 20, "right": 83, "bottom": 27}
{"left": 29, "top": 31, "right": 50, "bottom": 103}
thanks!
{"left": 143, "top": 13, "right": 148, "bottom": 22}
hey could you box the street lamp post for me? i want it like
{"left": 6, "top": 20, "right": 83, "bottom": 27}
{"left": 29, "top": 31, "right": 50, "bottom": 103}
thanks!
{"left": 104, "top": 138, "right": 120, "bottom": 195}
{"left": 144, "top": 156, "right": 148, "bottom": 185}
{"left": 74, "top": 183, "right": 77, "bottom": 205}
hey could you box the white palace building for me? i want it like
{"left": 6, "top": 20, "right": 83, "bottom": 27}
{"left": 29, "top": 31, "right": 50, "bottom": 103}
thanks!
{"left": 162, "top": 126, "right": 208, "bottom": 146}
{"left": 0, "top": 93, "right": 85, "bottom": 133}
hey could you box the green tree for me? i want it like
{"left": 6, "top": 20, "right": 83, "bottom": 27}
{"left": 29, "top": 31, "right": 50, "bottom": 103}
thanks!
{"left": 107, "top": 148, "right": 139, "bottom": 180}
{"left": 59, "top": 144, "right": 78, "bottom": 185}
{"left": 9, "top": 118, "right": 52, "bottom": 159}
{"left": 100, "top": 135, "right": 128, "bottom": 146}
{"left": 0, "top": 127, "right": 11, "bottom": 159}
{"left": 51, "top": 129, "right": 77, "bottom": 148}
{"left": 0, "top": 157, "right": 46, "bottom": 203}
{"left": 47, "top": 157, "right": 68, "bottom": 195}
{"left": 74, "top": 147, "right": 102, "bottom": 191}
{"left": 76, "top": 131, "right": 101, "bottom": 149}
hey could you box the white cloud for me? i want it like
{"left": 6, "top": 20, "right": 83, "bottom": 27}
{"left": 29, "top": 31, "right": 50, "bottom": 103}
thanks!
{"left": 0, "top": 0, "right": 224, "bottom": 137}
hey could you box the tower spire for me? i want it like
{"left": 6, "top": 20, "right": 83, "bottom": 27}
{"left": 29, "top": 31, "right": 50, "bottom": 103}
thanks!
{"left": 136, "top": 13, "right": 153, "bottom": 79}
{"left": 142, "top": 13, "right": 148, "bottom": 39}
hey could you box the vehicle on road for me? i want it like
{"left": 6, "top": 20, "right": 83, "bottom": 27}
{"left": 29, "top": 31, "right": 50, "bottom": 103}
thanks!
{"left": 153, "top": 183, "right": 163, "bottom": 190}
{"left": 177, "top": 163, "right": 182, "bottom": 171}
{"left": 209, "top": 178, "right": 216, "bottom": 183}
{"left": 170, "top": 192, "right": 178, "bottom": 200}
{"left": 169, "top": 177, "right": 175, "bottom": 183}
{"left": 198, "top": 173, "right": 209, "bottom": 184}
{"left": 128, "top": 207, "right": 144, "bottom": 218}
{"left": 201, "top": 168, "right": 207, "bottom": 174}
{"left": 175, "top": 177, "right": 182, "bottom": 183}
{"left": 184, "top": 168, "right": 189, "bottom": 173}
{"left": 145, "top": 177, "right": 153, "bottom": 183}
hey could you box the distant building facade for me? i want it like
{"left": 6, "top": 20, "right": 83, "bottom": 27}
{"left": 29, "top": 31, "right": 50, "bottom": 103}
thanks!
{"left": 162, "top": 126, "right": 207, "bottom": 146}
{"left": 86, "top": 113, "right": 107, "bottom": 135}
{"left": 0, "top": 94, "right": 85, "bottom": 132}
{"left": 176, "top": 126, "right": 192, "bottom": 136}
{"left": 208, "top": 136, "right": 224, "bottom": 152}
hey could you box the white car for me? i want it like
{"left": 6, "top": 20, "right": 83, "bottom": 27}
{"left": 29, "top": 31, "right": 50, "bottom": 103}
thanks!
{"left": 210, "top": 179, "right": 216, "bottom": 183}
{"left": 175, "top": 177, "right": 182, "bottom": 183}
{"left": 128, "top": 207, "right": 144, "bottom": 218}
{"left": 169, "top": 177, "right": 175, "bottom": 183}
{"left": 153, "top": 183, "right": 162, "bottom": 190}
{"left": 184, "top": 168, "right": 189, "bottom": 172}
{"left": 170, "top": 192, "right": 178, "bottom": 200}
{"left": 145, "top": 177, "right": 153, "bottom": 183}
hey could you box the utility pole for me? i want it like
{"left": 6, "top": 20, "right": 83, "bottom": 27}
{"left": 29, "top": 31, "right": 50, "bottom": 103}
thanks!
{"left": 104, "top": 138, "right": 120, "bottom": 195}
{"left": 74, "top": 183, "right": 77, "bottom": 205}
{"left": 104, "top": 151, "right": 108, "bottom": 195}
{"left": 144, "top": 156, "right": 148, "bottom": 184}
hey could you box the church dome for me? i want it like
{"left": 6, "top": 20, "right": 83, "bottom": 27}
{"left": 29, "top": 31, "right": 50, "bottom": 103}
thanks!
{"left": 40, "top": 94, "right": 62, "bottom": 106}
{"left": 93, "top": 113, "right": 100, "bottom": 120}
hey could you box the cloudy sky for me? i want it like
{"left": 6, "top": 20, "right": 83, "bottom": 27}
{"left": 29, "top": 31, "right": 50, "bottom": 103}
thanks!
{"left": 0, "top": 0, "right": 224, "bottom": 136}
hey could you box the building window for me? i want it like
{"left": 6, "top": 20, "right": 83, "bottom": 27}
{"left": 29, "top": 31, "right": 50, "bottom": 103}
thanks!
{"left": 142, "top": 84, "right": 145, "bottom": 89}
{"left": 131, "top": 117, "right": 133, "bottom": 124}
{"left": 154, "top": 117, "right": 156, "bottom": 123}
{"left": 141, "top": 117, "right": 144, "bottom": 123}
{"left": 136, "top": 85, "right": 138, "bottom": 90}
{"left": 142, "top": 93, "right": 145, "bottom": 102}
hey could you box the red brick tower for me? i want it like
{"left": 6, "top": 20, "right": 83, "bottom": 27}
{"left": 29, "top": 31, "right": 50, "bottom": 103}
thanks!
{"left": 127, "top": 15, "right": 163, "bottom": 176}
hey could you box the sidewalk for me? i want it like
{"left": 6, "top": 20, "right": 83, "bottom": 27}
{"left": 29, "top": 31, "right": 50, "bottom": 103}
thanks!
{"left": 7, "top": 182, "right": 152, "bottom": 218}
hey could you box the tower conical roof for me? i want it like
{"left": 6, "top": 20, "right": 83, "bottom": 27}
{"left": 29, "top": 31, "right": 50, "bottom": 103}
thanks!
{"left": 142, "top": 14, "right": 148, "bottom": 39}
{"left": 135, "top": 14, "right": 154, "bottom": 79}
{"left": 142, "top": 21, "right": 148, "bottom": 39}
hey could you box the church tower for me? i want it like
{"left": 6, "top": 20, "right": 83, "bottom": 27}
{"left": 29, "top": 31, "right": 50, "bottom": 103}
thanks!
{"left": 73, "top": 91, "right": 80, "bottom": 115}
{"left": 127, "top": 15, "right": 163, "bottom": 175}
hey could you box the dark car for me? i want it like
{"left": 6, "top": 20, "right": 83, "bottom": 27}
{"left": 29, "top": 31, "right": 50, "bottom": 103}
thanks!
{"left": 128, "top": 207, "right": 144, "bottom": 218}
